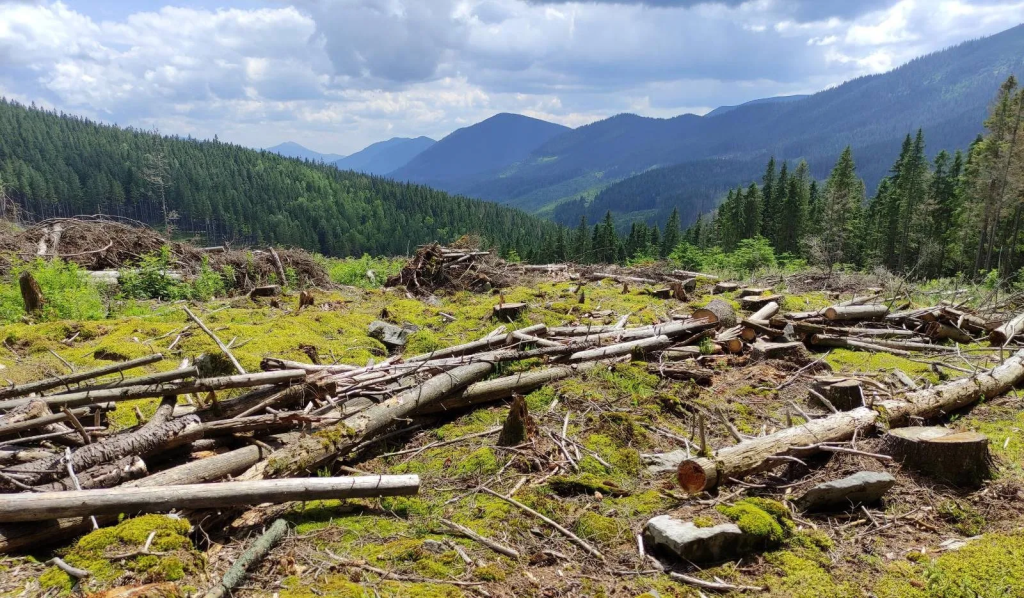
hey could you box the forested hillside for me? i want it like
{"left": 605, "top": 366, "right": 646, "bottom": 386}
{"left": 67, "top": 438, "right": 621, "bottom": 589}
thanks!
{"left": 0, "top": 100, "right": 557, "bottom": 258}
{"left": 472, "top": 24, "right": 1024, "bottom": 228}
{"left": 333, "top": 137, "right": 435, "bottom": 175}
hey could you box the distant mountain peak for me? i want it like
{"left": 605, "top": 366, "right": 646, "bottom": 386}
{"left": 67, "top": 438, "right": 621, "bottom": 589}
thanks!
{"left": 334, "top": 136, "right": 436, "bottom": 176}
{"left": 266, "top": 141, "right": 345, "bottom": 163}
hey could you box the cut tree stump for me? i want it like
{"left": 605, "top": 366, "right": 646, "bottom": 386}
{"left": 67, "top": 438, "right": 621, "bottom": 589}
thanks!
{"left": 248, "top": 285, "right": 281, "bottom": 298}
{"left": 493, "top": 302, "right": 527, "bottom": 321}
{"left": 740, "top": 294, "right": 783, "bottom": 310}
{"left": 811, "top": 379, "right": 864, "bottom": 411}
{"left": 497, "top": 394, "right": 534, "bottom": 446}
{"left": 882, "top": 426, "right": 992, "bottom": 487}
{"left": 738, "top": 288, "right": 768, "bottom": 298}
{"left": 18, "top": 272, "right": 45, "bottom": 314}
{"left": 750, "top": 340, "right": 812, "bottom": 365}
{"left": 692, "top": 299, "right": 737, "bottom": 328}
{"left": 712, "top": 282, "right": 739, "bottom": 294}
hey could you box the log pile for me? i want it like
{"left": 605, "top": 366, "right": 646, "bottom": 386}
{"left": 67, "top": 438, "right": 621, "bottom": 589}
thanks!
{"left": 385, "top": 243, "right": 517, "bottom": 294}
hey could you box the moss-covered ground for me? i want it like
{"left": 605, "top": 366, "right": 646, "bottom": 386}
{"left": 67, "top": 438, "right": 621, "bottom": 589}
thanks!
{"left": 2, "top": 277, "right": 1023, "bottom": 597}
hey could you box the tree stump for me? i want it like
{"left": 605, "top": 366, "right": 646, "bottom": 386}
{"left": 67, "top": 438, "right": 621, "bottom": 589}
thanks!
{"left": 712, "top": 282, "right": 739, "bottom": 294}
{"left": 882, "top": 426, "right": 992, "bottom": 487}
{"left": 692, "top": 299, "right": 737, "bottom": 328}
{"left": 19, "top": 272, "right": 45, "bottom": 314}
{"left": 738, "top": 288, "right": 768, "bottom": 298}
{"left": 493, "top": 302, "right": 527, "bottom": 321}
{"left": 751, "top": 340, "right": 813, "bottom": 365}
{"left": 248, "top": 285, "right": 281, "bottom": 298}
{"left": 497, "top": 394, "right": 534, "bottom": 447}
{"left": 297, "top": 291, "right": 315, "bottom": 310}
{"left": 811, "top": 378, "right": 864, "bottom": 411}
{"left": 740, "top": 294, "right": 783, "bottom": 311}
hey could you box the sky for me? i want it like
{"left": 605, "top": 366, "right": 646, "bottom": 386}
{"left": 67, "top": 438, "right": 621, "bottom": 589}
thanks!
{"left": 1, "top": 1, "right": 1022, "bottom": 155}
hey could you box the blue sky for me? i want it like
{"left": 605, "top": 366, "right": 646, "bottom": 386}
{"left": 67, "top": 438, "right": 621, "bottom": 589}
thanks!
{"left": 1, "top": 0, "right": 1022, "bottom": 155}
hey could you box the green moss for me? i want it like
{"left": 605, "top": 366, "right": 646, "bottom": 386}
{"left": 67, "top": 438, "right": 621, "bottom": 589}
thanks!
{"left": 693, "top": 516, "right": 715, "bottom": 528}
{"left": 381, "top": 496, "right": 434, "bottom": 518}
{"left": 524, "top": 386, "right": 558, "bottom": 411}
{"left": 962, "top": 408, "right": 1024, "bottom": 478}
{"left": 604, "top": 490, "right": 670, "bottom": 518}
{"left": 548, "top": 474, "right": 625, "bottom": 497}
{"left": 40, "top": 514, "right": 201, "bottom": 595}
{"left": 453, "top": 447, "right": 500, "bottom": 476}
{"left": 574, "top": 511, "right": 623, "bottom": 545}
{"left": 581, "top": 433, "right": 641, "bottom": 477}
{"left": 765, "top": 551, "right": 858, "bottom": 598}
{"left": 472, "top": 564, "right": 506, "bottom": 582}
{"left": 874, "top": 532, "right": 1024, "bottom": 598}
{"left": 825, "top": 349, "right": 937, "bottom": 383}
{"left": 717, "top": 498, "right": 792, "bottom": 545}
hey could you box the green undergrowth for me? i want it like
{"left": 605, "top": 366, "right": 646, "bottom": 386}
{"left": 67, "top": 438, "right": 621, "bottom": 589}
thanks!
{"left": 824, "top": 349, "right": 939, "bottom": 384}
{"left": 873, "top": 531, "right": 1024, "bottom": 597}
{"left": 39, "top": 515, "right": 201, "bottom": 596}
{"left": 960, "top": 407, "right": 1024, "bottom": 478}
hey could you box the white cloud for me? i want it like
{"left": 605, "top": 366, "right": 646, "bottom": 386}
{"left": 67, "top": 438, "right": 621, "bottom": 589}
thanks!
{"left": 0, "top": 0, "right": 1022, "bottom": 154}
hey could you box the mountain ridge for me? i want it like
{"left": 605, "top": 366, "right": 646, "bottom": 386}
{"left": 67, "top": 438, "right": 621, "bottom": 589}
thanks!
{"left": 265, "top": 141, "right": 345, "bottom": 163}
{"left": 334, "top": 137, "right": 435, "bottom": 175}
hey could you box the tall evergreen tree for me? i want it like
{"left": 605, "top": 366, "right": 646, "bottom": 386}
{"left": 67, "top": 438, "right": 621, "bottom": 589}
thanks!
{"left": 760, "top": 157, "right": 778, "bottom": 242}
{"left": 661, "top": 207, "right": 681, "bottom": 258}
{"left": 812, "top": 147, "right": 864, "bottom": 271}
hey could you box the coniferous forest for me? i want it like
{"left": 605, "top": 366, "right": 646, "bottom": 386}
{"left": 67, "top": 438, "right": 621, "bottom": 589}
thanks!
{"left": 2, "top": 78, "right": 1024, "bottom": 279}
{"left": 0, "top": 99, "right": 559, "bottom": 259}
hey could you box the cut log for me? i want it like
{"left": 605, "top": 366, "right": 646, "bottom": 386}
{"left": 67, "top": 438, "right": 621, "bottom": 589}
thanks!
{"left": 692, "top": 299, "right": 737, "bottom": 328}
{"left": 497, "top": 394, "right": 534, "bottom": 446}
{"left": 248, "top": 285, "right": 281, "bottom": 298}
{"left": 925, "top": 322, "right": 973, "bottom": 344}
{"left": 406, "top": 324, "right": 546, "bottom": 361}
{"left": 0, "top": 370, "right": 306, "bottom": 412}
{"left": 748, "top": 301, "right": 780, "bottom": 322}
{"left": 18, "top": 271, "right": 45, "bottom": 314}
{"left": 2, "top": 415, "right": 203, "bottom": 488}
{"left": 35, "top": 455, "right": 148, "bottom": 492}
{"left": 493, "top": 302, "right": 528, "bottom": 321}
{"left": 568, "top": 335, "right": 672, "bottom": 362}
{"left": 676, "top": 347, "right": 1024, "bottom": 493}
{"left": 418, "top": 363, "right": 597, "bottom": 414}
{"left": 823, "top": 305, "right": 889, "bottom": 321}
{"left": 882, "top": 427, "right": 992, "bottom": 487}
{"left": 808, "top": 335, "right": 911, "bottom": 355}
{"left": 750, "top": 340, "right": 812, "bottom": 365}
{"left": 811, "top": 379, "right": 864, "bottom": 411}
{"left": 0, "top": 476, "right": 420, "bottom": 522}
{"left": 712, "top": 282, "right": 739, "bottom": 294}
{"left": 740, "top": 294, "right": 783, "bottom": 310}
{"left": 0, "top": 354, "right": 164, "bottom": 400}
{"left": 646, "top": 363, "right": 714, "bottom": 384}
{"left": 237, "top": 362, "right": 494, "bottom": 480}
{"left": 990, "top": 312, "right": 1024, "bottom": 345}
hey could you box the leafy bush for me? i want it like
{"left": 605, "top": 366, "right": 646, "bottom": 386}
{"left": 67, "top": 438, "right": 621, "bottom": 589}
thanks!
{"left": 669, "top": 237, "right": 778, "bottom": 276}
{"left": 119, "top": 247, "right": 229, "bottom": 301}
{"left": 0, "top": 258, "right": 105, "bottom": 323}
{"left": 321, "top": 254, "right": 403, "bottom": 288}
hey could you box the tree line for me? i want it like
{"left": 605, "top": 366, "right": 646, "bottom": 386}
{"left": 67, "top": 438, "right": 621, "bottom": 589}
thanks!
{"left": 0, "top": 99, "right": 560, "bottom": 259}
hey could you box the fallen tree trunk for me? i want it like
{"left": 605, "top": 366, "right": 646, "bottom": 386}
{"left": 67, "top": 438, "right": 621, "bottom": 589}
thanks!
{"left": 0, "top": 476, "right": 420, "bottom": 522}
{"left": 676, "top": 347, "right": 1024, "bottom": 493}
{"left": 646, "top": 363, "right": 714, "bottom": 384}
{"left": 568, "top": 335, "right": 671, "bottom": 362}
{"left": 990, "top": 312, "right": 1024, "bottom": 345}
{"left": 34, "top": 455, "right": 148, "bottom": 492}
{"left": 417, "top": 363, "right": 598, "bottom": 414}
{"left": 406, "top": 325, "right": 546, "bottom": 362}
{"left": 0, "top": 354, "right": 164, "bottom": 400}
{"left": 48, "top": 367, "right": 199, "bottom": 394}
{"left": 823, "top": 305, "right": 889, "bottom": 321}
{"left": 0, "top": 370, "right": 306, "bottom": 411}
{"left": 237, "top": 362, "right": 494, "bottom": 480}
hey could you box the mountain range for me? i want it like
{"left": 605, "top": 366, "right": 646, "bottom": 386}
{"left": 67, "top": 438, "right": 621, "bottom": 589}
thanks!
{"left": 269, "top": 24, "right": 1024, "bottom": 232}
{"left": 265, "top": 141, "right": 345, "bottom": 163}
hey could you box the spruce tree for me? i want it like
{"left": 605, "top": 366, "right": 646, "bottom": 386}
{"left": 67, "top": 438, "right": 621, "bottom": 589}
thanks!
{"left": 760, "top": 157, "right": 777, "bottom": 242}
{"left": 661, "top": 207, "right": 681, "bottom": 258}
{"left": 812, "top": 147, "right": 864, "bottom": 271}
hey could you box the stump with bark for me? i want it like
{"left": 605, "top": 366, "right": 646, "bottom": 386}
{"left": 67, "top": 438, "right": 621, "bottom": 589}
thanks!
{"left": 882, "top": 426, "right": 992, "bottom": 487}
{"left": 692, "top": 299, "right": 737, "bottom": 328}
{"left": 497, "top": 394, "right": 535, "bottom": 447}
{"left": 811, "top": 378, "right": 864, "bottom": 411}
{"left": 18, "top": 272, "right": 45, "bottom": 314}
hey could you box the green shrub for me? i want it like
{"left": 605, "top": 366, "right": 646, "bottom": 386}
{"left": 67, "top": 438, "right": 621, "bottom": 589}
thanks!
{"left": 0, "top": 258, "right": 105, "bottom": 323}
{"left": 320, "top": 254, "right": 403, "bottom": 288}
{"left": 118, "top": 246, "right": 191, "bottom": 301}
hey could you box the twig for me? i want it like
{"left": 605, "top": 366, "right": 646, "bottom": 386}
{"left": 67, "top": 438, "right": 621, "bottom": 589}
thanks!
{"left": 48, "top": 350, "right": 75, "bottom": 373}
{"left": 184, "top": 306, "right": 246, "bottom": 374}
{"left": 46, "top": 557, "right": 91, "bottom": 580}
{"left": 440, "top": 518, "right": 521, "bottom": 559}
{"left": 64, "top": 447, "right": 98, "bottom": 530}
{"left": 61, "top": 406, "right": 91, "bottom": 445}
{"left": 480, "top": 487, "right": 604, "bottom": 560}
{"left": 715, "top": 407, "right": 743, "bottom": 443}
{"left": 806, "top": 389, "right": 839, "bottom": 414}
{"left": 668, "top": 572, "right": 764, "bottom": 592}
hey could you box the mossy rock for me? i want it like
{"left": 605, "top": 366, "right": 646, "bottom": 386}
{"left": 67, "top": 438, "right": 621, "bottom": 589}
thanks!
{"left": 717, "top": 498, "right": 793, "bottom": 546}
{"left": 40, "top": 515, "right": 202, "bottom": 596}
{"left": 547, "top": 474, "right": 628, "bottom": 497}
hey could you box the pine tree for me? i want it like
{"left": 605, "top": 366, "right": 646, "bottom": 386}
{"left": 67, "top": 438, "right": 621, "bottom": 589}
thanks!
{"left": 777, "top": 161, "right": 810, "bottom": 254}
{"left": 760, "top": 158, "right": 777, "bottom": 242}
{"left": 810, "top": 147, "right": 864, "bottom": 272}
{"left": 741, "top": 183, "right": 762, "bottom": 240}
{"left": 661, "top": 207, "right": 681, "bottom": 258}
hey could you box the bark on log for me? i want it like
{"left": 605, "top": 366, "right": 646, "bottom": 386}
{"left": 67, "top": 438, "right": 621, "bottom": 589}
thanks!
{"left": 406, "top": 325, "right": 546, "bottom": 362}
{"left": 237, "top": 362, "right": 494, "bottom": 480}
{"left": 203, "top": 518, "right": 289, "bottom": 598}
{"left": 882, "top": 427, "right": 992, "bottom": 487}
{"left": 18, "top": 272, "right": 45, "bottom": 313}
{"left": 3, "top": 416, "right": 202, "bottom": 487}
{"left": 748, "top": 302, "right": 780, "bottom": 322}
{"left": 990, "top": 312, "right": 1024, "bottom": 345}
{"left": 808, "top": 335, "right": 912, "bottom": 356}
{"left": 567, "top": 335, "right": 671, "bottom": 362}
{"left": 0, "top": 476, "right": 420, "bottom": 522}
{"left": 416, "top": 363, "right": 597, "bottom": 414}
{"left": 750, "top": 340, "right": 813, "bottom": 365}
{"left": 0, "top": 370, "right": 306, "bottom": 411}
{"left": 50, "top": 368, "right": 199, "bottom": 394}
{"left": 925, "top": 322, "right": 973, "bottom": 344}
{"left": 35, "top": 455, "right": 148, "bottom": 492}
{"left": 823, "top": 305, "right": 890, "bottom": 321}
{"left": 0, "top": 355, "right": 164, "bottom": 399}
{"left": 692, "top": 299, "right": 737, "bottom": 328}
{"left": 676, "top": 347, "right": 1024, "bottom": 493}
